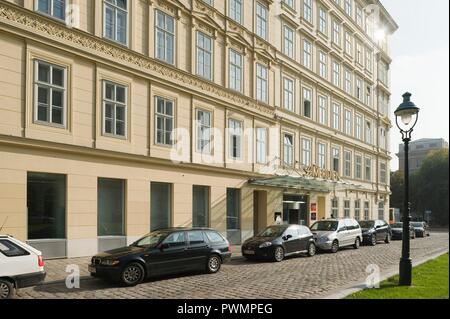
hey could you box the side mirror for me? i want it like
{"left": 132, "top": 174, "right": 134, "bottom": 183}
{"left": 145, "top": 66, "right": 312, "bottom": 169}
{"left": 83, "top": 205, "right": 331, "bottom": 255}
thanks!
{"left": 159, "top": 243, "right": 170, "bottom": 250}
{"left": 283, "top": 234, "right": 293, "bottom": 241}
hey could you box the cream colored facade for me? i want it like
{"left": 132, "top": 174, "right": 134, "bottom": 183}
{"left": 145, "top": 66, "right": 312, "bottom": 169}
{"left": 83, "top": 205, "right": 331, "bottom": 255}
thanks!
{"left": 0, "top": 0, "right": 397, "bottom": 258}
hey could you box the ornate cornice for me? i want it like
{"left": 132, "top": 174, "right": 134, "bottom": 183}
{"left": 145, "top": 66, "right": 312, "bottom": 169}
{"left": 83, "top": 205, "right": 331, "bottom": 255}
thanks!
{"left": 0, "top": 1, "right": 275, "bottom": 118}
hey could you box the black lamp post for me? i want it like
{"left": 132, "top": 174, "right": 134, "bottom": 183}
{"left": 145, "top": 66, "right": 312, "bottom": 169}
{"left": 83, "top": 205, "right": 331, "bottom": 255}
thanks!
{"left": 394, "top": 92, "right": 420, "bottom": 286}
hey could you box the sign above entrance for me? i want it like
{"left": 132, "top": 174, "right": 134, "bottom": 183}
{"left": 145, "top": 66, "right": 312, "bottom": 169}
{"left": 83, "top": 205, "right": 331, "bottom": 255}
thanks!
{"left": 303, "top": 165, "right": 340, "bottom": 182}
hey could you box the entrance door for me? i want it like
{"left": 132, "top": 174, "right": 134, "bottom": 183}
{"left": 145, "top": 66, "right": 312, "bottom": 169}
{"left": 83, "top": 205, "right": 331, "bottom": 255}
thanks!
{"left": 253, "top": 191, "right": 267, "bottom": 235}
{"left": 288, "top": 210, "right": 299, "bottom": 224}
{"left": 283, "top": 194, "right": 309, "bottom": 226}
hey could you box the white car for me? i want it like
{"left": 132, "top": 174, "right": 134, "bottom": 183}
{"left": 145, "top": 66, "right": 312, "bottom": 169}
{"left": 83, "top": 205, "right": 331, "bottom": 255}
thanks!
{"left": 0, "top": 235, "right": 46, "bottom": 299}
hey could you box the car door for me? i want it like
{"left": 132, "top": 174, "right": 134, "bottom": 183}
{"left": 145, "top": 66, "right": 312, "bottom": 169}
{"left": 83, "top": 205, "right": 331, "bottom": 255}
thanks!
{"left": 186, "top": 231, "right": 210, "bottom": 270}
{"left": 344, "top": 220, "right": 356, "bottom": 245}
{"left": 336, "top": 221, "right": 349, "bottom": 246}
{"left": 377, "top": 221, "right": 388, "bottom": 241}
{"left": 147, "top": 231, "right": 188, "bottom": 275}
{"left": 298, "top": 226, "right": 312, "bottom": 251}
{"left": 282, "top": 227, "right": 302, "bottom": 253}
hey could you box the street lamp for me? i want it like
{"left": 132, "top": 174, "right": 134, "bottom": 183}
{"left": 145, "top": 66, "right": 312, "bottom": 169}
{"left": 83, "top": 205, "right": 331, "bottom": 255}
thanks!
{"left": 394, "top": 92, "right": 420, "bottom": 286}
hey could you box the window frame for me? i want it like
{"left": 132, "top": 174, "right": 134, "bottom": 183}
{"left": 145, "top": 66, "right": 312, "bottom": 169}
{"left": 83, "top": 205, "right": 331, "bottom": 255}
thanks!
{"left": 196, "top": 31, "right": 213, "bottom": 81}
{"left": 229, "top": 48, "right": 243, "bottom": 93}
{"left": 155, "top": 96, "right": 175, "bottom": 146}
{"left": 102, "top": 80, "right": 128, "bottom": 139}
{"left": 35, "top": 0, "right": 66, "bottom": 21}
{"left": 228, "top": 118, "right": 243, "bottom": 160}
{"left": 155, "top": 9, "right": 176, "bottom": 65}
{"left": 195, "top": 108, "right": 212, "bottom": 154}
{"left": 103, "top": 0, "right": 129, "bottom": 46}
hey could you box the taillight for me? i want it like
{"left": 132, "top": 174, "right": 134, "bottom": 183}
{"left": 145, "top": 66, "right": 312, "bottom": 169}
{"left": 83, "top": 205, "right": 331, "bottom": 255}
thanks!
{"left": 38, "top": 255, "right": 45, "bottom": 267}
{"left": 228, "top": 243, "right": 232, "bottom": 252}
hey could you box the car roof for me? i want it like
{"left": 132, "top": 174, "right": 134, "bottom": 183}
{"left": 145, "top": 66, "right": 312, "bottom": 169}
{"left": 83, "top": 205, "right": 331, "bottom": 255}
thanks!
{"left": 154, "top": 227, "right": 217, "bottom": 232}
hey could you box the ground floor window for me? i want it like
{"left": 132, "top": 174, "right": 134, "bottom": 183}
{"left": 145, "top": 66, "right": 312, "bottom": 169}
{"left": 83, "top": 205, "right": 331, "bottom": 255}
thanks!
{"left": 151, "top": 182, "right": 172, "bottom": 231}
{"left": 344, "top": 200, "right": 350, "bottom": 218}
{"left": 378, "top": 202, "right": 385, "bottom": 220}
{"left": 98, "top": 178, "right": 125, "bottom": 236}
{"left": 226, "top": 188, "right": 241, "bottom": 244}
{"left": 364, "top": 201, "right": 370, "bottom": 220}
{"left": 192, "top": 185, "right": 210, "bottom": 227}
{"left": 354, "top": 200, "right": 361, "bottom": 220}
{"left": 331, "top": 198, "right": 339, "bottom": 218}
{"left": 27, "top": 172, "right": 66, "bottom": 240}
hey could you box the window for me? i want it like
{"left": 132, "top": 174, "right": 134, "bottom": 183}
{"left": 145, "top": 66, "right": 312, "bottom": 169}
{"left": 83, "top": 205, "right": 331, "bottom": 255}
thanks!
{"left": 380, "top": 162, "right": 387, "bottom": 184}
{"left": 344, "top": 69, "right": 352, "bottom": 94}
{"left": 229, "top": 119, "right": 242, "bottom": 159}
{"left": 163, "top": 232, "right": 185, "bottom": 247}
{"left": 256, "top": 2, "right": 268, "bottom": 39}
{"left": 151, "top": 182, "right": 172, "bottom": 231}
{"left": 203, "top": 0, "right": 213, "bottom": 5}
{"left": 344, "top": 150, "right": 351, "bottom": 177}
{"left": 356, "top": 42, "right": 363, "bottom": 64}
{"left": 283, "top": 134, "right": 294, "bottom": 166}
{"left": 332, "top": 103, "right": 340, "bottom": 130}
{"left": 196, "top": 109, "right": 212, "bottom": 154}
{"left": 344, "top": 32, "right": 352, "bottom": 55}
{"left": 354, "top": 200, "right": 361, "bottom": 220}
{"left": 331, "top": 198, "right": 339, "bottom": 218}
{"left": 332, "top": 20, "right": 340, "bottom": 45}
{"left": 303, "top": 88, "right": 312, "bottom": 118}
{"left": 229, "top": 0, "right": 242, "bottom": 23}
{"left": 226, "top": 188, "right": 241, "bottom": 244}
{"left": 196, "top": 32, "right": 213, "bottom": 80}
{"left": 356, "top": 77, "right": 362, "bottom": 101}
{"left": 303, "top": 0, "right": 312, "bottom": 23}
{"left": 155, "top": 10, "right": 175, "bottom": 65}
{"left": 366, "top": 85, "right": 372, "bottom": 107}
{"left": 378, "top": 202, "right": 385, "bottom": 220}
{"left": 365, "top": 157, "right": 372, "bottom": 182}
{"left": 155, "top": 97, "right": 174, "bottom": 145}
{"left": 256, "top": 128, "right": 267, "bottom": 164}
{"left": 303, "top": 39, "right": 312, "bottom": 69}
{"left": 344, "top": 200, "right": 350, "bottom": 218}
{"left": 355, "top": 114, "right": 362, "bottom": 139}
{"left": 317, "top": 142, "right": 326, "bottom": 169}
{"left": 0, "top": 240, "right": 29, "bottom": 257}
{"left": 319, "top": 51, "right": 328, "bottom": 79}
{"left": 256, "top": 63, "right": 268, "bottom": 103}
{"left": 332, "top": 61, "right": 340, "bottom": 87}
{"left": 283, "top": 77, "right": 294, "bottom": 111}
{"left": 332, "top": 147, "right": 340, "bottom": 173}
{"left": 380, "top": 127, "right": 387, "bottom": 149}
{"left": 366, "top": 50, "right": 372, "bottom": 72}
{"left": 193, "top": 186, "right": 210, "bottom": 228}
{"left": 187, "top": 231, "right": 206, "bottom": 245}
{"left": 27, "top": 173, "right": 66, "bottom": 240}
{"left": 344, "top": 109, "right": 352, "bottom": 135}
{"left": 205, "top": 231, "right": 225, "bottom": 243}
{"left": 103, "top": 81, "right": 127, "bottom": 137}
{"left": 283, "top": 0, "right": 295, "bottom": 9}
{"left": 365, "top": 120, "right": 372, "bottom": 144}
{"left": 344, "top": 0, "right": 352, "bottom": 16}
{"left": 34, "top": 60, "right": 66, "bottom": 127}
{"left": 364, "top": 201, "right": 370, "bottom": 220}
{"left": 104, "top": 0, "right": 128, "bottom": 45}
{"left": 318, "top": 95, "right": 328, "bottom": 125}
{"left": 355, "top": 154, "right": 362, "bottom": 179}
{"left": 98, "top": 178, "right": 125, "bottom": 236}
{"left": 301, "top": 138, "right": 311, "bottom": 166}
{"left": 229, "top": 49, "right": 243, "bottom": 92}
{"left": 36, "top": 0, "right": 65, "bottom": 20}
{"left": 283, "top": 25, "right": 295, "bottom": 58}
{"left": 319, "top": 7, "right": 327, "bottom": 35}
{"left": 378, "top": 61, "right": 389, "bottom": 85}
{"left": 356, "top": 5, "right": 363, "bottom": 27}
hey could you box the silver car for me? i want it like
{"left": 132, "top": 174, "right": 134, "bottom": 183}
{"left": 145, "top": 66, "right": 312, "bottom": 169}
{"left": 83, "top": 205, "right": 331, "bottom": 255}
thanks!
{"left": 310, "top": 219, "right": 362, "bottom": 253}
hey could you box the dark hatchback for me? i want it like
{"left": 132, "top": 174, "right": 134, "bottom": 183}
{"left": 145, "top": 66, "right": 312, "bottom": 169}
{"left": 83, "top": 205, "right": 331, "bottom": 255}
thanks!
{"left": 411, "top": 221, "right": 431, "bottom": 237}
{"left": 241, "top": 224, "right": 316, "bottom": 262}
{"left": 391, "top": 222, "right": 416, "bottom": 240}
{"left": 359, "top": 220, "right": 392, "bottom": 245}
{"left": 88, "top": 228, "right": 231, "bottom": 286}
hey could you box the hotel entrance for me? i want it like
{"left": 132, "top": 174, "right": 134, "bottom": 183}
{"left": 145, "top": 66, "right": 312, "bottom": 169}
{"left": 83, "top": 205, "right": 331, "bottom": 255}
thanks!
{"left": 283, "top": 194, "right": 309, "bottom": 226}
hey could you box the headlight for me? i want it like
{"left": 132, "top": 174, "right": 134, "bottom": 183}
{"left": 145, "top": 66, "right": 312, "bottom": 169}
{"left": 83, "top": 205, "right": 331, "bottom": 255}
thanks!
{"left": 318, "top": 236, "right": 330, "bottom": 243}
{"left": 259, "top": 242, "right": 272, "bottom": 248}
{"left": 101, "top": 259, "right": 120, "bottom": 266}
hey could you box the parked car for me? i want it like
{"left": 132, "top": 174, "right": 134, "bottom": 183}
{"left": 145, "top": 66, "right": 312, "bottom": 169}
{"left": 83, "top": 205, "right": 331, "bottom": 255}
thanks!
{"left": 411, "top": 221, "right": 431, "bottom": 238}
{"left": 89, "top": 228, "right": 231, "bottom": 286}
{"left": 310, "top": 219, "right": 362, "bottom": 253}
{"left": 391, "top": 222, "right": 416, "bottom": 240}
{"left": 359, "top": 220, "right": 391, "bottom": 246}
{"left": 0, "top": 235, "right": 46, "bottom": 299}
{"left": 241, "top": 225, "right": 316, "bottom": 262}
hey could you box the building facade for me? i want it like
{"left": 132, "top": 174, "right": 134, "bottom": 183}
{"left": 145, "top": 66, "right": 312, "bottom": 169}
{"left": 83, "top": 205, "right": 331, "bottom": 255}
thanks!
{"left": 397, "top": 138, "right": 449, "bottom": 173}
{"left": 0, "top": 0, "right": 397, "bottom": 258}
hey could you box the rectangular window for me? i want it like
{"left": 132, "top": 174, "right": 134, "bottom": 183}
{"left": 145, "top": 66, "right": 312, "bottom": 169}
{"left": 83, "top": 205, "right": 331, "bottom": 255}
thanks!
{"left": 366, "top": 120, "right": 372, "bottom": 144}
{"left": 283, "top": 0, "right": 295, "bottom": 9}
{"left": 380, "top": 162, "right": 387, "bottom": 184}
{"left": 366, "top": 50, "right": 372, "bottom": 72}
{"left": 356, "top": 5, "right": 363, "bottom": 27}
{"left": 229, "top": 0, "right": 242, "bottom": 23}
{"left": 103, "top": 81, "right": 127, "bottom": 138}
{"left": 317, "top": 142, "right": 326, "bottom": 169}
{"left": 196, "top": 32, "right": 213, "bottom": 80}
{"left": 303, "top": 39, "right": 312, "bottom": 69}
{"left": 344, "top": 109, "right": 352, "bottom": 135}
{"left": 256, "top": 2, "right": 268, "bottom": 39}
{"left": 283, "top": 77, "right": 294, "bottom": 111}
{"left": 283, "top": 134, "right": 294, "bottom": 166}
{"left": 319, "top": 7, "right": 327, "bottom": 35}
{"left": 344, "top": 0, "right": 352, "bottom": 16}
{"left": 345, "top": 32, "right": 352, "bottom": 55}
{"left": 303, "top": 0, "right": 312, "bottom": 23}
{"left": 155, "top": 97, "right": 174, "bottom": 145}
{"left": 356, "top": 42, "right": 363, "bottom": 64}
{"left": 36, "top": 0, "right": 65, "bottom": 20}
{"left": 366, "top": 85, "right": 372, "bottom": 107}
{"left": 380, "top": 127, "right": 387, "bottom": 149}
{"left": 283, "top": 25, "right": 295, "bottom": 58}
{"left": 34, "top": 60, "right": 66, "bottom": 127}
{"left": 332, "top": 20, "right": 340, "bottom": 45}
{"left": 155, "top": 10, "right": 175, "bottom": 65}
{"left": 27, "top": 172, "right": 66, "bottom": 240}
{"left": 344, "top": 200, "right": 350, "bottom": 218}
{"left": 364, "top": 201, "right": 370, "bottom": 220}
{"left": 319, "top": 51, "right": 328, "bottom": 79}
{"left": 193, "top": 185, "right": 210, "bottom": 228}
{"left": 332, "top": 103, "right": 341, "bottom": 131}
{"left": 229, "top": 119, "right": 242, "bottom": 159}
{"left": 104, "top": 0, "right": 128, "bottom": 45}
{"left": 344, "top": 150, "right": 351, "bottom": 177}
{"left": 355, "top": 115, "right": 362, "bottom": 140}
{"left": 151, "top": 182, "right": 172, "bottom": 231}
{"left": 301, "top": 138, "right": 311, "bottom": 166}
{"left": 196, "top": 109, "right": 212, "bottom": 154}
{"left": 229, "top": 49, "right": 243, "bottom": 92}
{"left": 355, "top": 154, "right": 362, "bottom": 179}
{"left": 378, "top": 202, "right": 385, "bottom": 220}
{"left": 356, "top": 77, "right": 362, "bottom": 101}
{"left": 365, "top": 157, "right": 372, "bottom": 182}
{"left": 256, "top": 63, "right": 268, "bottom": 103}
{"left": 226, "top": 188, "right": 241, "bottom": 244}
{"left": 331, "top": 198, "right": 339, "bottom": 218}
{"left": 344, "top": 69, "right": 352, "bottom": 94}
{"left": 256, "top": 128, "right": 267, "bottom": 164}
{"left": 332, "top": 147, "right": 340, "bottom": 173}
{"left": 354, "top": 200, "right": 361, "bottom": 220}
{"left": 318, "top": 95, "right": 328, "bottom": 125}
{"left": 203, "top": 0, "right": 213, "bottom": 5}
{"left": 98, "top": 178, "right": 125, "bottom": 236}
{"left": 303, "top": 88, "right": 312, "bottom": 118}
{"left": 332, "top": 61, "right": 340, "bottom": 87}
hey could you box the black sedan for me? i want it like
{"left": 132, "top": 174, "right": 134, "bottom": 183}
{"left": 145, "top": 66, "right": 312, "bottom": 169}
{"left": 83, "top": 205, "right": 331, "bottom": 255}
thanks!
{"left": 359, "top": 220, "right": 391, "bottom": 245}
{"left": 88, "top": 228, "right": 231, "bottom": 286}
{"left": 390, "top": 222, "right": 416, "bottom": 240}
{"left": 241, "top": 224, "right": 316, "bottom": 262}
{"left": 411, "top": 221, "right": 431, "bottom": 237}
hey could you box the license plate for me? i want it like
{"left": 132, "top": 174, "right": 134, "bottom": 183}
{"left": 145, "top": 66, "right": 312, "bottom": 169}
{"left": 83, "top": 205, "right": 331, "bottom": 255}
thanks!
{"left": 243, "top": 250, "right": 255, "bottom": 255}
{"left": 88, "top": 265, "right": 96, "bottom": 274}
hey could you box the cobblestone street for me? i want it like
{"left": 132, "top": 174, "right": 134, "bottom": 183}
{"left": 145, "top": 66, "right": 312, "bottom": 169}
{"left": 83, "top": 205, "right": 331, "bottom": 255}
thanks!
{"left": 16, "top": 232, "right": 449, "bottom": 299}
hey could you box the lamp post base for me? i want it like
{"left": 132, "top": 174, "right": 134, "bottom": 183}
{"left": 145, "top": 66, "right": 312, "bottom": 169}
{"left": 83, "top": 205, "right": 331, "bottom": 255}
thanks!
{"left": 399, "top": 257, "right": 412, "bottom": 286}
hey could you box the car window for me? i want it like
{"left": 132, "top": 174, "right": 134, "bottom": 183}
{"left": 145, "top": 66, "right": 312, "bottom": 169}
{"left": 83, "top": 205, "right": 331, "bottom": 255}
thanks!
{"left": 0, "top": 240, "right": 30, "bottom": 257}
{"left": 187, "top": 231, "right": 206, "bottom": 245}
{"left": 283, "top": 227, "right": 298, "bottom": 238}
{"left": 344, "top": 220, "right": 353, "bottom": 230}
{"left": 163, "top": 232, "right": 186, "bottom": 247}
{"left": 205, "top": 231, "right": 225, "bottom": 243}
{"left": 298, "top": 226, "right": 311, "bottom": 236}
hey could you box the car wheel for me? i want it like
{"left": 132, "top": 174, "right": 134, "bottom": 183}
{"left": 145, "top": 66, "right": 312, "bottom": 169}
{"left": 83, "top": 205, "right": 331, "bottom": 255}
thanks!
{"left": 370, "top": 235, "right": 377, "bottom": 246}
{"left": 385, "top": 233, "right": 391, "bottom": 244}
{"left": 120, "top": 262, "right": 145, "bottom": 287}
{"left": 307, "top": 242, "right": 316, "bottom": 257}
{"left": 0, "top": 279, "right": 15, "bottom": 299}
{"left": 354, "top": 237, "right": 360, "bottom": 249}
{"left": 273, "top": 246, "right": 285, "bottom": 262}
{"left": 206, "top": 255, "right": 222, "bottom": 274}
{"left": 330, "top": 240, "right": 339, "bottom": 253}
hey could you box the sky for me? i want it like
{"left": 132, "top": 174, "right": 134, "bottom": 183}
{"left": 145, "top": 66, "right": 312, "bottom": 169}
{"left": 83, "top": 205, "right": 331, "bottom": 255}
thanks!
{"left": 381, "top": 0, "right": 450, "bottom": 171}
